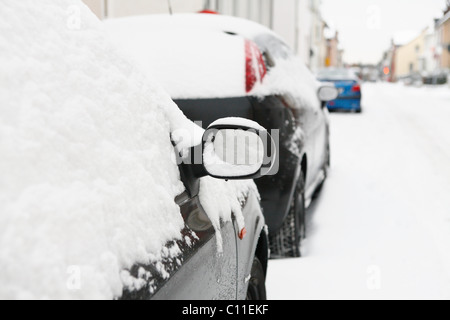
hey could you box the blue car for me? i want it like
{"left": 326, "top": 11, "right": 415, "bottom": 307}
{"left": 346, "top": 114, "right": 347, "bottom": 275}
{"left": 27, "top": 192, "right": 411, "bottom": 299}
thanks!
{"left": 317, "top": 68, "right": 362, "bottom": 113}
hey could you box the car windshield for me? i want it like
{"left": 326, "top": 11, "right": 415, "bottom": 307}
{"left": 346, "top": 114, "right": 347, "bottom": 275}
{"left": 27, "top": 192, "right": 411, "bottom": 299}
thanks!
{"left": 317, "top": 68, "right": 357, "bottom": 80}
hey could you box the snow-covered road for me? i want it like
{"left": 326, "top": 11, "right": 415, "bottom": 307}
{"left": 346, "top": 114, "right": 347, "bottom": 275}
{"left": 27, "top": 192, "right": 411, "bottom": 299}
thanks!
{"left": 267, "top": 83, "right": 450, "bottom": 300}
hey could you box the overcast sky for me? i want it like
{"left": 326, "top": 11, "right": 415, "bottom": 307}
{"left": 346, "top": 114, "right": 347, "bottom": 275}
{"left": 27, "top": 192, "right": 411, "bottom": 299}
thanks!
{"left": 321, "top": 0, "right": 448, "bottom": 65}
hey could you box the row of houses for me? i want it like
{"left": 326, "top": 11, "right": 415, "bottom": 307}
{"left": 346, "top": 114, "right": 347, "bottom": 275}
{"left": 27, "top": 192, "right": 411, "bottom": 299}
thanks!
{"left": 381, "top": 4, "right": 450, "bottom": 82}
{"left": 82, "top": 0, "right": 343, "bottom": 72}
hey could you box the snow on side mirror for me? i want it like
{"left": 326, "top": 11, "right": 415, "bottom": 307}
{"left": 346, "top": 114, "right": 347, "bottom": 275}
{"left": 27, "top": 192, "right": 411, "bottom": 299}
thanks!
{"left": 202, "top": 118, "right": 277, "bottom": 180}
{"left": 318, "top": 85, "right": 339, "bottom": 102}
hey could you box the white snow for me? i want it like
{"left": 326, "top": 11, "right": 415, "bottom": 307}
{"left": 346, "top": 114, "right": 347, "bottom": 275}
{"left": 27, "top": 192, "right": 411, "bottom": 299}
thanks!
{"left": 104, "top": 15, "right": 247, "bottom": 99}
{"left": 199, "top": 178, "right": 257, "bottom": 253}
{"left": 267, "top": 83, "right": 450, "bottom": 300}
{"left": 252, "top": 56, "right": 320, "bottom": 109}
{"left": 209, "top": 117, "right": 266, "bottom": 132}
{"left": 0, "top": 0, "right": 255, "bottom": 300}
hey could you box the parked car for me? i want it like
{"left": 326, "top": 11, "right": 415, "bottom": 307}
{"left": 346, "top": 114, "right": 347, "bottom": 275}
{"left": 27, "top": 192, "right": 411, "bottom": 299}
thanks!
{"left": 397, "top": 72, "right": 423, "bottom": 87}
{"left": 105, "top": 14, "right": 338, "bottom": 258}
{"left": 317, "top": 68, "right": 363, "bottom": 113}
{"left": 0, "top": 1, "right": 273, "bottom": 300}
{"left": 423, "top": 71, "right": 448, "bottom": 85}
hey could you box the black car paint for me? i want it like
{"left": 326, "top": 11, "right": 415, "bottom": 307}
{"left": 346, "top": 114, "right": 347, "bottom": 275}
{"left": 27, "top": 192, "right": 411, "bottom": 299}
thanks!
{"left": 175, "top": 92, "right": 329, "bottom": 234}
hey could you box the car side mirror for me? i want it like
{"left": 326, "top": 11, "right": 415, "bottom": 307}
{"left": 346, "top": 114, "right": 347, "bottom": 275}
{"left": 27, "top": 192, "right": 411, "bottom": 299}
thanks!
{"left": 202, "top": 118, "right": 277, "bottom": 180}
{"left": 318, "top": 85, "right": 339, "bottom": 102}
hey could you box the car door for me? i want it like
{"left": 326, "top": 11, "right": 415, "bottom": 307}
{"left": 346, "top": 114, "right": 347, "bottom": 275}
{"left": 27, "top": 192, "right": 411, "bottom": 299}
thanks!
{"left": 152, "top": 191, "right": 238, "bottom": 300}
{"left": 120, "top": 190, "right": 239, "bottom": 300}
{"left": 255, "top": 34, "right": 321, "bottom": 195}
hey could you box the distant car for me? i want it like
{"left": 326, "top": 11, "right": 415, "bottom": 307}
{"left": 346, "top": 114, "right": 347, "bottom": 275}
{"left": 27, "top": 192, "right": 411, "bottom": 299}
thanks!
{"left": 317, "top": 68, "right": 362, "bottom": 113}
{"left": 398, "top": 73, "right": 423, "bottom": 87}
{"left": 105, "top": 14, "right": 338, "bottom": 258}
{"left": 423, "top": 71, "right": 448, "bottom": 85}
{"left": 1, "top": 1, "right": 272, "bottom": 300}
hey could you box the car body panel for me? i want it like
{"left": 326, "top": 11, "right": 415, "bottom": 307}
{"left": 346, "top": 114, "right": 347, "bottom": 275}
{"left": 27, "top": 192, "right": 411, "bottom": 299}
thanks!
{"left": 120, "top": 183, "right": 266, "bottom": 300}
{"left": 120, "top": 195, "right": 237, "bottom": 300}
{"left": 320, "top": 80, "right": 361, "bottom": 111}
{"left": 236, "top": 192, "right": 267, "bottom": 299}
{"left": 327, "top": 97, "right": 362, "bottom": 111}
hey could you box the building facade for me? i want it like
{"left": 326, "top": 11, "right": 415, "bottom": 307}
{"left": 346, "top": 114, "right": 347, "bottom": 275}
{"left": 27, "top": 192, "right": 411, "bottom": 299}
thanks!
{"left": 310, "top": 0, "right": 328, "bottom": 72}
{"left": 325, "top": 31, "right": 343, "bottom": 68}
{"left": 394, "top": 29, "right": 428, "bottom": 78}
{"left": 438, "top": 10, "right": 450, "bottom": 70}
{"left": 390, "top": 4, "right": 450, "bottom": 80}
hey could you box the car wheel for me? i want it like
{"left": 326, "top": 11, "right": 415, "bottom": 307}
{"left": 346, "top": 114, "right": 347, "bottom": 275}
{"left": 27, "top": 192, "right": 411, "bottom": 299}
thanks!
{"left": 269, "top": 171, "right": 306, "bottom": 258}
{"left": 246, "top": 257, "right": 267, "bottom": 300}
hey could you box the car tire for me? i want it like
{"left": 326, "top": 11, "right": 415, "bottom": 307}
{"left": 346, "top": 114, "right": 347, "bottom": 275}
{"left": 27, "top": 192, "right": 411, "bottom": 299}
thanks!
{"left": 246, "top": 257, "right": 267, "bottom": 300}
{"left": 269, "top": 171, "right": 306, "bottom": 258}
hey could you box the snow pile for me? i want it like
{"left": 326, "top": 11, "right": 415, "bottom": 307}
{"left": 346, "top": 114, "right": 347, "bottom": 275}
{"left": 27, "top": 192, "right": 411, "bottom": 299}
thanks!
{"left": 199, "top": 178, "right": 257, "bottom": 253}
{"left": 252, "top": 57, "right": 320, "bottom": 110}
{"left": 0, "top": 0, "right": 253, "bottom": 299}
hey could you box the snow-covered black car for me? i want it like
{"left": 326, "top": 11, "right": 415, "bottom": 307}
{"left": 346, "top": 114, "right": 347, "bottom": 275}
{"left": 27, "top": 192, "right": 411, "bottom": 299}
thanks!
{"left": 0, "top": 0, "right": 275, "bottom": 300}
{"left": 105, "top": 14, "right": 338, "bottom": 258}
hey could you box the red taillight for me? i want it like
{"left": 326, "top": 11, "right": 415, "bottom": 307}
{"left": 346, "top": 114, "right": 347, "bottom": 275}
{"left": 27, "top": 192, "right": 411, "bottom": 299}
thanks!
{"left": 245, "top": 39, "right": 267, "bottom": 93}
{"left": 352, "top": 84, "right": 361, "bottom": 92}
{"left": 239, "top": 228, "right": 247, "bottom": 240}
{"left": 198, "top": 10, "right": 219, "bottom": 14}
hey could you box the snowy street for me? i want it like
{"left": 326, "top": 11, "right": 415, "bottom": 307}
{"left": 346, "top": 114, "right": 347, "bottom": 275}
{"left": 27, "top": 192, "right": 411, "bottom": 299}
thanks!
{"left": 267, "top": 83, "right": 450, "bottom": 300}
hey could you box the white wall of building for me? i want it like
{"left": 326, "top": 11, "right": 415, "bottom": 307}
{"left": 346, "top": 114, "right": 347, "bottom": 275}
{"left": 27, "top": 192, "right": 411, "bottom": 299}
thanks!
{"left": 216, "top": 0, "right": 273, "bottom": 29}
{"left": 309, "top": 0, "right": 326, "bottom": 71}
{"left": 422, "top": 31, "right": 439, "bottom": 74}
{"left": 297, "top": 0, "right": 312, "bottom": 65}
{"left": 107, "top": 0, "right": 204, "bottom": 17}
{"left": 272, "top": 0, "right": 297, "bottom": 54}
